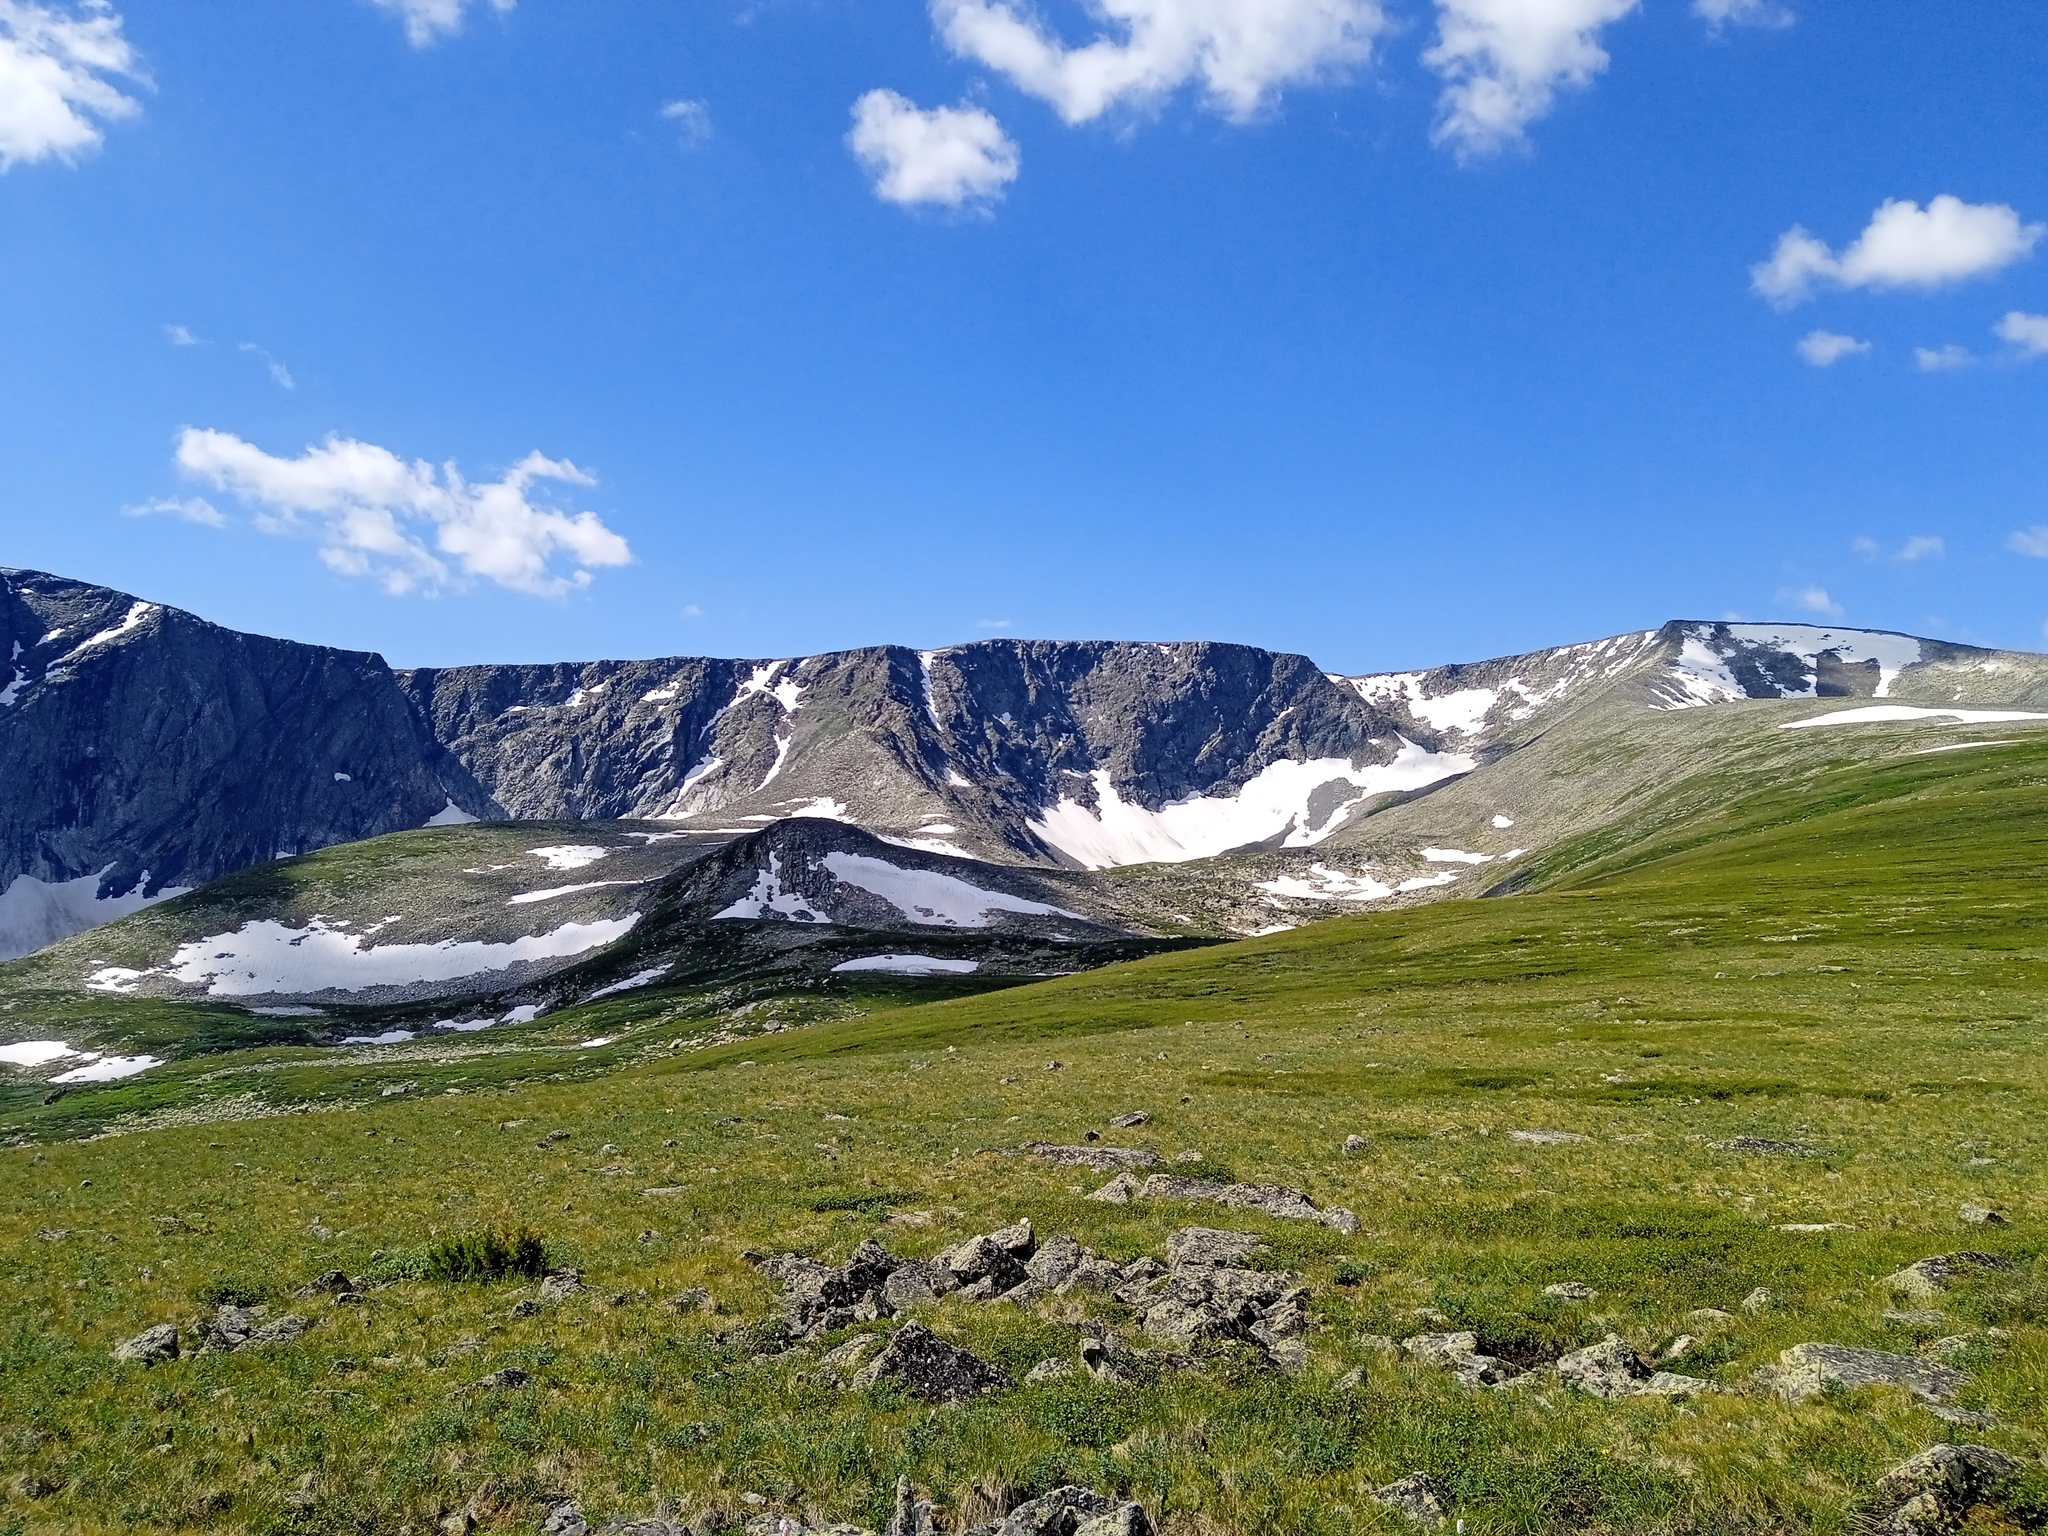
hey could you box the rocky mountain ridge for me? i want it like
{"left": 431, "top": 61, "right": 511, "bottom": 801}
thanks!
{"left": 8, "top": 564, "right": 2047, "bottom": 960}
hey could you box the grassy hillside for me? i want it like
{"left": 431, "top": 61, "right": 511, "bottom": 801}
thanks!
{"left": 1, "top": 738, "right": 2043, "bottom": 1535}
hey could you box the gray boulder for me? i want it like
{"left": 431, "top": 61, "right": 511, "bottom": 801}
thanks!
{"left": 984, "top": 1487, "right": 1150, "bottom": 1536}
{"left": 1164, "top": 1227, "right": 1263, "bottom": 1269}
{"left": 762, "top": 1241, "right": 905, "bottom": 1337}
{"left": 1024, "top": 1235, "right": 1085, "bottom": 1290}
{"left": 1371, "top": 1473, "right": 1448, "bottom": 1524}
{"left": 1872, "top": 1444, "right": 2021, "bottom": 1535}
{"left": 1025, "top": 1144, "right": 1161, "bottom": 1173}
{"left": 887, "top": 1477, "right": 936, "bottom": 1536}
{"left": 848, "top": 1322, "right": 1012, "bottom": 1402}
{"left": 1400, "top": 1332, "right": 1520, "bottom": 1388}
{"left": 1768, "top": 1344, "right": 1965, "bottom": 1404}
{"left": 1554, "top": 1335, "right": 1652, "bottom": 1399}
{"left": 112, "top": 1323, "right": 179, "bottom": 1364}
{"left": 1882, "top": 1253, "right": 2019, "bottom": 1303}
{"left": 540, "top": 1268, "right": 588, "bottom": 1303}
{"left": 1134, "top": 1174, "right": 1359, "bottom": 1234}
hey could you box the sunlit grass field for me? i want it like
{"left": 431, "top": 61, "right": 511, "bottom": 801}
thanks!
{"left": 4, "top": 737, "right": 2045, "bottom": 1535}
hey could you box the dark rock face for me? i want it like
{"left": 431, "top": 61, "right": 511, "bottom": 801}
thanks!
{"left": 0, "top": 569, "right": 477, "bottom": 958}
{"left": 846, "top": 1321, "right": 1012, "bottom": 1402}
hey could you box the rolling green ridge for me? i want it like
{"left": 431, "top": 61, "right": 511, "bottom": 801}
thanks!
{"left": 1, "top": 738, "right": 2044, "bottom": 1535}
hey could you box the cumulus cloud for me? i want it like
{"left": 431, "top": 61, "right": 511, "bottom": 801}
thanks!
{"left": 368, "top": 0, "right": 512, "bottom": 47}
{"left": 164, "top": 323, "right": 202, "bottom": 346}
{"left": 1994, "top": 310, "right": 2048, "bottom": 358}
{"left": 1796, "top": 329, "right": 1868, "bottom": 367}
{"left": 1914, "top": 344, "right": 1973, "bottom": 372}
{"left": 0, "top": 0, "right": 144, "bottom": 171}
{"left": 661, "top": 98, "right": 712, "bottom": 147}
{"left": 173, "top": 429, "right": 632, "bottom": 597}
{"left": 124, "top": 495, "right": 224, "bottom": 527}
{"left": 1425, "top": 0, "right": 1639, "bottom": 158}
{"left": 1752, "top": 196, "right": 2044, "bottom": 308}
{"left": 931, "top": 0, "right": 1383, "bottom": 124}
{"left": 1694, "top": 0, "right": 1790, "bottom": 28}
{"left": 1779, "top": 584, "right": 1841, "bottom": 617}
{"left": 2009, "top": 527, "right": 2048, "bottom": 560}
{"left": 849, "top": 90, "right": 1020, "bottom": 208}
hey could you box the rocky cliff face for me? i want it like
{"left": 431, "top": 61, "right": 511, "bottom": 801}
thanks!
{"left": 0, "top": 569, "right": 483, "bottom": 959}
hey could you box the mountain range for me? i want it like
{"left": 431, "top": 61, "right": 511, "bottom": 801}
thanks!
{"left": 6, "top": 564, "right": 2048, "bottom": 1058}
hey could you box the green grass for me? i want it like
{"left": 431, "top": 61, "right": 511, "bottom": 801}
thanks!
{"left": 2, "top": 740, "right": 2045, "bottom": 1534}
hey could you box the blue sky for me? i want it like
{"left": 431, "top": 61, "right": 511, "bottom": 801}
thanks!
{"left": 1, "top": 0, "right": 2045, "bottom": 672}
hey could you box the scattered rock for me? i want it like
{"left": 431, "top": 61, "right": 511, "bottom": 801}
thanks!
{"left": 1174, "top": 1150, "right": 1202, "bottom": 1163}
{"left": 1779, "top": 1223, "right": 1856, "bottom": 1234}
{"left": 35, "top": 1229, "right": 68, "bottom": 1242}
{"left": 1661, "top": 1335, "right": 1697, "bottom": 1360}
{"left": 1885, "top": 1310, "right": 1948, "bottom": 1328}
{"left": 1025, "top": 1144, "right": 1161, "bottom": 1173}
{"left": 1342, "top": 1135, "right": 1370, "bottom": 1155}
{"left": 759, "top": 1241, "right": 905, "bottom": 1337}
{"left": 1025, "top": 1235, "right": 1085, "bottom": 1290}
{"left": 1688, "top": 1308, "right": 1736, "bottom": 1327}
{"left": 1741, "top": 1288, "right": 1775, "bottom": 1313}
{"left": 1164, "top": 1227, "right": 1264, "bottom": 1269}
{"left": 964, "top": 1485, "right": 1144, "bottom": 1536}
{"left": 666, "top": 1288, "right": 712, "bottom": 1312}
{"left": 1134, "top": 1174, "right": 1359, "bottom": 1234}
{"left": 847, "top": 1322, "right": 1012, "bottom": 1403}
{"left": 1107, "top": 1111, "right": 1152, "bottom": 1129}
{"left": 296, "top": 1270, "right": 352, "bottom": 1298}
{"left": 112, "top": 1323, "right": 179, "bottom": 1364}
{"left": 887, "top": 1477, "right": 937, "bottom": 1536}
{"left": 198, "top": 1304, "right": 307, "bottom": 1352}
{"left": 1882, "top": 1253, "right": 2019, "bottom": 1303}
{"left": 539, "top": 1268, "right": 587, "bottom": 1302}
{"left": 1871, "top": 1443, "right": 2021, "bottom": 1535}
{"left": 1506, "top": 1130, "right": 1588, "bottom": 1146}
{"left": 1554, "top": 1335, "right": 1653, "bottom": 1398}
{"left": 477, "top": 1366, "right": 532, "bottom": 1390}
{"left": 1356, "top": 1333, "right": 1398, "bottom": 1353}
{"left": 540, "top": 1501, "right": 589, "bottom": 1536}
{"left": 510, "top": 1299, "right": 542, "bottom": 1318}
{"left": 1025, "top": 1357, "right": 1077, "bottom": 1382}
{"left": 817, "top": 1334, "right": 883, "bottom": 1378}
{"left": 1957, "top": 1204, "right": 2006, "bottom": 1227}
{"left": 1371, "top": 1473, "right": 1448, "bottom": 1524}
{"left": 1401, "top": 1332, "right": 1520, "bottom": 1388}
{"left": 1713, "top": 1138, "right": 1823, "bottom": 1157}
{"left": 1767, "top": 1343, "right": 1965, "bottom": 1404}
{"left": 1544, "top": 1281, "right": 1597, "bottom": 1300}
{"left": 1086, "top": 1173, "right": 1141, "bottom": 1204}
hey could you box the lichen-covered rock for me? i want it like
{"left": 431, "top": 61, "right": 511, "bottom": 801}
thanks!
{"left": 1372, "top": 1473, "right": 1448, "bottom": 1524}
{"left": 1134, "top": 1175, "right": 1358, "bottom": 1233}
{"left": 112, "top": 1323, "right": 179, "bottom": 1364}
{"left": 1872, "top": 1443, "right": 2021, "bottom": 1534}
{"left": 847, "top": 1322, "right": 1012, "bottom": 1402}
{"left": 1768, "top": 1344, "right": 1965, "bottom": 1404}
{"left": 1401, "top": 1332, "right": 1521, "bottom": 1387}
{"left": 1554, "top": 1335, "right": 1652, "bottom": 1399}
{"left": 1881, "top": 1253, "right": 2019, "bottom": 1303}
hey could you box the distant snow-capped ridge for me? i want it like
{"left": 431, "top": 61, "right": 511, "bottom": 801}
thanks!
{"left": 3, "top": 563, "right": 2042, "bottom": 958}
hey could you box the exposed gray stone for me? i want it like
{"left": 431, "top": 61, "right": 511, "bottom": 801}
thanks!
{"left": 112, "top": 1323, "right": 179, "bottom": 1364}
{"left": 1872, "top": 1443, "right": 2020, "bottom": 1535}
{"left": 540, "top": 1500, "right": 589, "bottom": 1536}
{"left": 1882, "top": 1253, "right": 2019, "bottom": 1303}
{"left": 1025, "top": 1144, "right": 1161, "bottom": 1173}
{"left": 1025, "top": 1357, "right": 1077, "bottom": 1382}
{"left": 1135, "top": 1174, "right": 1357, "bottom": 1232}
{"left": 887, "top": 1477, "right": 936, "bottom": 1536}
{"left": 1554, "top": 1335, "right": 1652, "bottom": 1398}
{"left": 540, "top": 1268, "right": 588, "bottom": 1303}
{"left": 1769, "top": 1344, "right": 1965, "bottom": 1404}
{"left": 1543, "top": 1281, "right": 1597, "bottom": 1300}
{"left": 1957, "top": 1204, "right": 2006, "bottom": 1227}
{"left": 1086, "top": 1173, "right": 1140, "bottom": 1204}
{"left": 1371, "top": 1473, "right": 1447, "bottom": 1524}
{"left": 1401, "top": 1332, "right": 1520, "bottom": 1387}
{"left": 993, "top": 1486, "right": 1121, "bottom": 1536}
{"left": 1107, "top": 1112, "right": 1152, "bottom": 1129}
{"left": 1506, "top": 1129, "right": 1588, "bottom": 1146}
{"left": 1024, "top": 1235, "right": 1084, "bottom": 1290}
{"left": 1342, "top": 1135, "right": 1369, "bottom": 1155}
{"left": 881, "top": 1263, "right": 939, "bottom": 1314}
{"left": 1164, "top": 1227, "right": 1264, "bottom": 1269}
{"left": 847, "top": 1322, "right": 1011, "bottom": 1402}
{"left": 1712, "top": 1137, "right": 1823, "bottom": 1157}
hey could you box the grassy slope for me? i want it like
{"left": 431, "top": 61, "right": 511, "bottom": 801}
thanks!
{"left": 2, "top": 741, "right": 2044, "bottom": 1535}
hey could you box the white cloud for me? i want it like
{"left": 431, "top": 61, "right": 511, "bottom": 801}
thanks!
{"left": 930, "top": 0, "right": 1383, "bottom": 124}
{"left": 2010, "top": 527, "right": 2048, "bottom": 560}
{"left": 1796, "top": 329, "right": 1868, "bottom": 366}
{"left": 173, "top": 429, "right": 632, "bottom": 597}
{"left": 239, "top": 343, "right": 294, "bottom": 391}
{"left": 1779, "top": 584, "right": 1841, "bottom": 617}
{"left": 164, "top": 323, "right": 202, "bottom": 346}
{"left": 1897, "top": 535, "right": 1944, "bottom": 562}
{"left": 849, "top": 90, "right": 1020, "bottom": 209}
{"left": 1915, "top": 344, "right": 1973, "bottom": 372}
{"left": 124, "top": 495, "right": 224, "bottom": 527}
{"left": 368, "top": 0, "right": 512, "bottom": 47}
{"left": 1752, "top": 196, "right": 2044, "bottom": 307}
{"left": 661, "top": 98, "right": 712, "bottom": 147}
{"left": 0, "top": 0, "right": 144, "bottom": 171}
{"left": 1994, "top": 310, "right": 2048, "bottom": 357}
{"left": 1424, "top": 0, "right": 1639, "bottom": 158}
{"left": 1694, "top": 0, "right": 1790, "bottom": 28}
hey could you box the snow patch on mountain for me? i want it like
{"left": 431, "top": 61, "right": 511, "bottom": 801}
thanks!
{"left": 585, "top": 964, "right": 673, "bottom": 1000}
{"left": 529, "top": 845, "right": 609, "bottom": 871}
{"left": 832, "top": 954, "right": 980, "bottom": 975}
{"left": 426, "top": 800, "right": 479, "bottom": 826}
{"left": 821, "top": 852, "right": 1084, "bottom": 927}
{"left": 0, "top": 868, "right": 192, "bottom": 963}
{"left": 59, "top": 601, "right": 156, "bottom": 662}
{"left": 1658, "top": 624, "right": 1926, "bottom": 710}
{"left": 1028, "top": 741, "right": 1475, "bottom": 870}
{"left": 1255, "top": 865, "right": 1394, "bottom": 902}
{"left": 153, "top": 914, "right": 638, "bottom": 996}
{"left": 1780, "top": 705, "right": 2048, "bottom": 730}
{"left": 0, "top": 1040, "right": 82, "bottom": 1067}
{"left": 507, "top": 879, "right": 642, "bottom": 906}
{"left": 52, "top": 1053, "right": 163, "bottom": 1083}
{"left": 1421, "top": 847, "right": 1494, "bottom": 864}
{"left": 713, "top": 853, "right": 826, "bottom": 922}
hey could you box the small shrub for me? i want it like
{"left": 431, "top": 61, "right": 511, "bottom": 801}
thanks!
{"left": 422, "top": 1220, "right": 549, "bottom": 1282}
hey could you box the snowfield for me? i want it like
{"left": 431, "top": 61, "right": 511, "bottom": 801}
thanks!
{"left": 1027, "top": 741, "right": 1476, "bottom": 870}
{"left": 1660, "top": 624, "right": 1926, "bottom": 710}
{"left": 713, "top": 854, "right": 827, "bottom": 922}
{"left": 821, "top": 852, "right": 1082, "bottom": 928}
{"left": 1781, "top": 705, "right": 2048, "bottom": 731}
{"left": 831, "top": 954, "right": 981, "bottom": 975}
{"left": 0, "top": 867, "right": 192, "bottom": 963}
{"left": 529, "top": 846, "right": 610, "bottom": 871}
{"left": 151, "top": 915, "right": 639, "bottom": 996}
